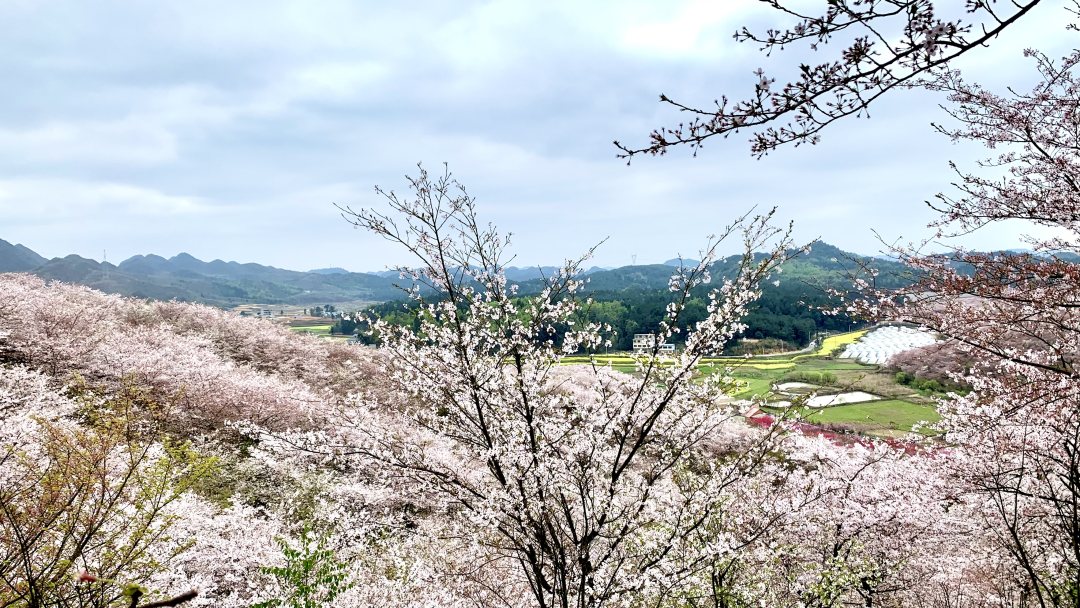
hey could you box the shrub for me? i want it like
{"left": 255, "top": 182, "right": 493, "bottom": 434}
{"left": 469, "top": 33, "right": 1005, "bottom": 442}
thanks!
{"left": 780, "top": 370, "right": 837, "bottom": 386}
{"left": 253, "top": 526, "right": 352, "bottom": 608}
{"left": 0, "top": 383, "right": 216, "bottom": 607}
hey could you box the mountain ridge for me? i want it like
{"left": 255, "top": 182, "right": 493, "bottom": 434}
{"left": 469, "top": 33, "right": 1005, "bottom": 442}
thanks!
{"left": 0, "top": 237, "right": 1003, "bottom": 308}
{"left": 0, "top": 239, "right": 403, "bottom": 306}
{"left": 0, "top": 239, "right": 47, "bottom": 272}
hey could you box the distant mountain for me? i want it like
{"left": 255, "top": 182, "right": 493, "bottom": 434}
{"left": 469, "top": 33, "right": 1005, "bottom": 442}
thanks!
{"left": 108, "top": 252, "right": 402, "bottom": 305}
{"left": 502, "top": 241, "right": 914, "bottom": 295}
{"left": 0, "top": 237, "right": 1043, "bottom": 309}
{"left": 578, "top": 264, "right": 678, "bottom": 292}
{"left": 366, "top": 242, "right": 921, "bottom": 351}
{"left": 505, "top": 266, "right": 564, "bottom": 282}
{"left": 36, "top": 254, "right": 119, "bottom": 283}
{"left": 0, "top": 239, "right": 47, "bottom": 272}
{"left": 663, "top": 258, "right": 701, "bottom": 267}
{"left": 34, "top": 255, "right": 205, "bottom": 302}
{"left": 1002, "top": 248, "right": 1080, "bottom": 263}
{"left": 117, "top": 254, "right": 171, "bottom": 275}
{"left": 0, "top": 241, "right": 402, "bottom": 307}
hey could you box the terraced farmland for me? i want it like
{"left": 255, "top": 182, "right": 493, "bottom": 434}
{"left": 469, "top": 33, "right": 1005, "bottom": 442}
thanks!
{"left": 561, "top": 329, "right": 943, "bottom": 438}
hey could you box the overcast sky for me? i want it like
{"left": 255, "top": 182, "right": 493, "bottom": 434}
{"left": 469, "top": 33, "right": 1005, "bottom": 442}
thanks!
{"left": 0, "top": 1, "right": 1075, "bottom": 272}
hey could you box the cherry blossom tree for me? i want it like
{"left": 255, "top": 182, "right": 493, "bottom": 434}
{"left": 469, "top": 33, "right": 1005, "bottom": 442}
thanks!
{"left": 0, "top": 273, "right": 391, "bottom": 433}
{"left": 616, "top": 0, "right": 1053, "bottom": 159}
{"left": 0, "top": 376, "right": 211, "bottom": 608}
{"left": 332, "top": 164, "right": 809, "bottom": 608}
{"left": 837, "top": 47, "right": 1080, "bottom": 608}
{"left": 613, "top": 1, "right": 1080, "bottom": 602}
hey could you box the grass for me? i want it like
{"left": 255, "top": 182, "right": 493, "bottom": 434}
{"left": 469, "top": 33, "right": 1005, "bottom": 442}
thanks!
{"left": 289, "top": 319, "right": 335, "bottom": 328}
{"left": 289, "top": 324, "right": 353, "bottom": 342}
{"left": 798, "top": 399, "right": 940, "bottom": 435}
{"left": 715, "top": 357, "right": 874, "bottom": 398}
{"left": 290, "top": 324, "right": 332, "bottom": 334}
{"left": 730, "top": 373, "right": 777, "bottom": 399}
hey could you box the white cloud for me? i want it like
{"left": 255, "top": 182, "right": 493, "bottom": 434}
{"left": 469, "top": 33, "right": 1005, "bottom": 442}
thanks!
{"left": 0, "top": 0, "right": 1071, "bottom": 272}
{"left": 618, "top": 0, "right": 753, "bottom": 57}
{"left": 0, "top": 119, "right": 177, "bottom": 166}
{"left": 0, "top": 179, "right": 211, "bottom": 219}
{"left": 285, "top": 62, "right": 389, "bottom": 102}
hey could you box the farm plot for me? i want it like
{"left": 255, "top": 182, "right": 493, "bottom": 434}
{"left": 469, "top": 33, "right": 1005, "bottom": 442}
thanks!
{"left": 560, "top": 329, "right": 941, "bottom": 437}
{"left": 287, "top": 320, "right": 354, "bottom": 341}
{"left": 798, "top": 400, "right": 940, "bottom": 437}
{"left": 290, "top": 324, "right": 332, "bottom": 334}
{"left": 799, "top": 329, "right": 867, "bottom": 359}
{"left": 839, "top": 325, "right": 939, "bottom": 364}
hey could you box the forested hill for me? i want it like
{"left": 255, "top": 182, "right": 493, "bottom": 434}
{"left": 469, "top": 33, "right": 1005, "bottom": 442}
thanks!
{"left": 361, "top": 242, "right": 917, "bottom": 351}
{"left": 516, "top": 242, "right": 915, "bottom": 350}
{"left": 532, "top": 241, "right": 913, "bottom": 294}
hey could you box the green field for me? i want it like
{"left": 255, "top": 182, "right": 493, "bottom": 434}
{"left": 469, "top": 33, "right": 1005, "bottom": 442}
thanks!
{"left": 290, "top": 324, "right": 332, "bottom": 334}
{"left": 288, "top": 324, "right": 353, "bottom": 341}
{"left": 560, "top": 329, "right": 942, "bottom": 438}
{"left": 797, "top": 400, "right": 940, "bottom": 436}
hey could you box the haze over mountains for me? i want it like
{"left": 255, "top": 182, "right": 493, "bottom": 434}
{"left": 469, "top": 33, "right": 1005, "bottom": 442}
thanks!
{"left": 0, "top": 237, "right": 909, "bottom": 308}
{"left": 0, "top": 238, "right": 403, "bottom": 306}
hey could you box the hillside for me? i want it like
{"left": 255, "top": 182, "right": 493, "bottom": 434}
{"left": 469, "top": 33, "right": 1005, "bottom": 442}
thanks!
{"left": 477, "top": 242, "right": 917, "bottom": 349}
{"left": 562, "top": 242, "right": 913, "bottom": 294}
{"left": 0, "top": 267, "right": 1012, "bottom": 607}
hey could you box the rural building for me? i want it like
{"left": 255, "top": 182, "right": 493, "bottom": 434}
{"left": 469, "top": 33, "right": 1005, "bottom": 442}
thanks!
{"left": 633, "top": 333, "right": 655, "bottom": 353}
{"left": 633, "top": 333, "right": 675, "bottom": 354}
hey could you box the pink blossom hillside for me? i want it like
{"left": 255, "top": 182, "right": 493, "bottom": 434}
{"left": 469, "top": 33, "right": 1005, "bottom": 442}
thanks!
{"left": 0, "top": 273, "right": 386, "bottom": 431}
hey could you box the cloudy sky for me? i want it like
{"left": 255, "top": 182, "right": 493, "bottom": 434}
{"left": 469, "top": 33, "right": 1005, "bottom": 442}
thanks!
{"left": 0, "top": 1, "right": 1074, "bottom": 272}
